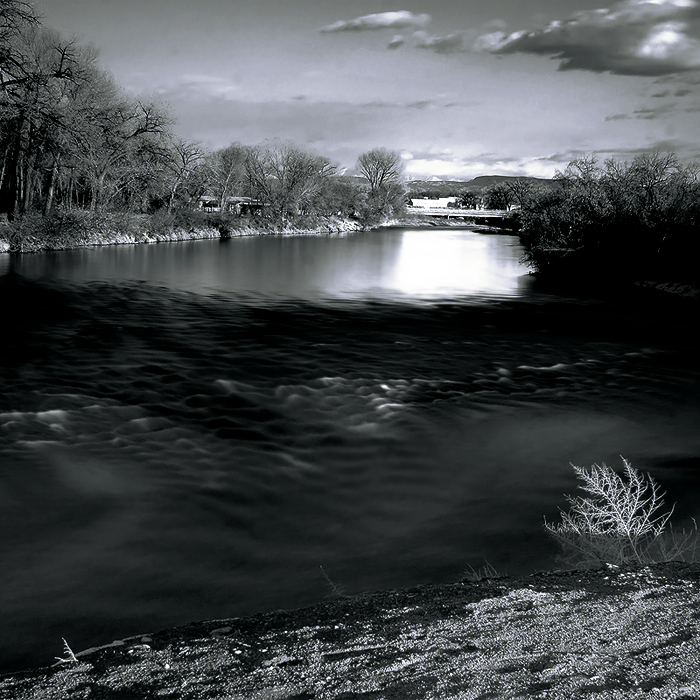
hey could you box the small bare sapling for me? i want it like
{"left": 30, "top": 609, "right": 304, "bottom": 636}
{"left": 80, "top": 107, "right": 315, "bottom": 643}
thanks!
{"left": 544, "top": 457, "right": 698, "bottom": 567}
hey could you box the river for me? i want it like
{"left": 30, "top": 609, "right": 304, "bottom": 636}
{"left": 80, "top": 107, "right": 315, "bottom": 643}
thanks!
{"left": 1, "top": 227, "right": 698, "bottom": 672}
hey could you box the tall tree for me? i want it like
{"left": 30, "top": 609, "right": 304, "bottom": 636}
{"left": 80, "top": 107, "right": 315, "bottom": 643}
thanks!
{"left": 162, "top": 138, "right": 205, "bottom": 211}
{"left": 356, "top": 148, "right": 404, "bottom": 195}
{"left": 0, "top": 22, "right": 97, "bottom": 217}
{"left": 74, "top": 83, "right": 172, "bottom": 211}
{"left": 1, "top": 6, "right": 175, "bottom": 217}
{"left": 356, "top": 148, "right": 406, "bottom": 222}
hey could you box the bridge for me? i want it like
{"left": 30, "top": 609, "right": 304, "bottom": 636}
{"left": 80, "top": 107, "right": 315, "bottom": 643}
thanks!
{"left": 406, "top": 207, "right": 516, "bottom": 227}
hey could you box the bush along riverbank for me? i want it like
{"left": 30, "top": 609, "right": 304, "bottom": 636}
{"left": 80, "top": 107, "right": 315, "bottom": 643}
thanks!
{"left": 0, "top": 209, "right": 364, "bottom": 254}
{"left": 513, "top": 153, "right": 700, "bottom": 292}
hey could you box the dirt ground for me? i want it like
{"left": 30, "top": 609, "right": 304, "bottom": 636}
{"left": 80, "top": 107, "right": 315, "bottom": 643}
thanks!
{"left": 2, "top": 562, "right": 700, "bottom": 699}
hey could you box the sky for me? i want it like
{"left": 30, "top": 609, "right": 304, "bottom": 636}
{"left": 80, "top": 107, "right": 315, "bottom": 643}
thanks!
{"left": 33, "top": 0, "right": 700, "bottom": 180}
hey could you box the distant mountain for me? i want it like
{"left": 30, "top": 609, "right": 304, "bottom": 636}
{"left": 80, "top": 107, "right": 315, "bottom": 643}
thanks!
{"left": 406, "top": 176, "right": 556, "bottom": 198}
{"left": 464, "top": 175, "right": 553, "bottom": 189}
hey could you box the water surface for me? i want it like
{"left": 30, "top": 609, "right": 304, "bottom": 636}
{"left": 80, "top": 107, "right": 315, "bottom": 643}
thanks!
{"left": 0, "top": 228, "right": 526, "bottom": 299}
{"left": 1, "top": 227, "right": 698, "bottom": 672}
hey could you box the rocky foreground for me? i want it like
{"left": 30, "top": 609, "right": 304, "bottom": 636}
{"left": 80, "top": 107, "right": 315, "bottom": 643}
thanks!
{"left": 2, "top": 562, "right": 700, "bottom": 699}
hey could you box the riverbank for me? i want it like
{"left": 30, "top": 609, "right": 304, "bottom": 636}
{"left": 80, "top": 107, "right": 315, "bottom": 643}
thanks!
{"left": 0, "top": 210, "right": 364, "bottom": 254}
{"left": 0, "top": 210, "right": 521, "bottom": 255}
{"left": 2, "top": 562, "right": 700, "bottom": 699}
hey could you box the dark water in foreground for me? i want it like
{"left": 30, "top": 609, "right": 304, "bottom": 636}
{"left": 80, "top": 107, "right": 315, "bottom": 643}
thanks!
{"left": 1, "top": 228, "right": 699, "bottom": 672}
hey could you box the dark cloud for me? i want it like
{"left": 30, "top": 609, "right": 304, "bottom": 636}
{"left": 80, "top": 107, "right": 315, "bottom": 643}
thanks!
{"left": 595, "top": 141, "right": 699, "bottom": 158}
{"left": 606, "top": 101, "right": 679, "bottom": 120}
{"left": 360, "top": 98, "right": 452, "bottom": 110}
{"left": 474, "top": 0, "right": 700, "bottom": 76}
{"left": 633, "top": 102, "right": 679, "bottom": 117}
{"left": 532, "top": 144, "right": 700, "bottom": 169}
{"left": 320, "top": 11, "right": 430, "bottom": 33}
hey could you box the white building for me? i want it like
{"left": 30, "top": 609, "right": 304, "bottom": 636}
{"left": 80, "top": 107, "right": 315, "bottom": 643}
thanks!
{"left": 409, "top": 197, "right": 458, "bottom": 209}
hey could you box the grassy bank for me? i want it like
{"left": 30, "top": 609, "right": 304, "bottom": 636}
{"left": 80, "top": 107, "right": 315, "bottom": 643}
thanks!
{"left": 0, "top": 210, "right": 363, "bottom": 254}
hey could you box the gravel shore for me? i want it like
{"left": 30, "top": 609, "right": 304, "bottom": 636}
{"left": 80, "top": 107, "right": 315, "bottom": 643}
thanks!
{"left": 2, "top": 562, "right": 699, "bottom": 699}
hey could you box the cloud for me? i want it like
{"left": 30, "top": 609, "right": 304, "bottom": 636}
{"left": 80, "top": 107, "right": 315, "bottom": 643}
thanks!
{"left": 406, "top": 100, "right": 431, "bottom": 109}
{"left": 606, "top": 101, "right": 681, "bottom": 119}
{"left": 320, "top": 11, "right": 430, "bottom": 33}
{"left": 166, "top": 74, "right": 241, "bottom": 100}
{"left": 474, "top": 0, "right": 700, "bottom": 76}
{"left": 413, "top": 30, "right": 469, "bottom": 53}
{"left": 388, "top": 34, "right": 406, "bottom": 50}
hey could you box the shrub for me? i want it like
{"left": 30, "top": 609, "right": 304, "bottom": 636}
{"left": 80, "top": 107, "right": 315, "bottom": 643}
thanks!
{"left": 544, "top": 457, "right": 699, "bottom": 568}
{"left": 147, "top": 208, "right": 177, "bottom": 237}
{"left": 4, "top": 209, "right": 94, "bottom": 252}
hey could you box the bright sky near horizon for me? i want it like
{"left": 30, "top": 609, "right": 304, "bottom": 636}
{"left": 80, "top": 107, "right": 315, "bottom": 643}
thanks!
{"left": 33, "top": 0, "right": 700, "bottom": 180}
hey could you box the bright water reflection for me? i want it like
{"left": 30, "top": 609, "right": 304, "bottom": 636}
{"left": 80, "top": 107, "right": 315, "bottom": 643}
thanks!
{"left": 0, "top": 227, "right": 528, "bottom": 299}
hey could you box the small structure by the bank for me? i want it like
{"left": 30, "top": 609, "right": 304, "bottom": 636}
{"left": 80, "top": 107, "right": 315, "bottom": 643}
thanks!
{"left": 197, "top": 196, "right": 265, "bottom": 215}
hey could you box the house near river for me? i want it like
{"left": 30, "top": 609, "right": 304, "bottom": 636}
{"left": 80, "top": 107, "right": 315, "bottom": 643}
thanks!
{"left": 198, "top": 196, "right": 264, "bottom": 215}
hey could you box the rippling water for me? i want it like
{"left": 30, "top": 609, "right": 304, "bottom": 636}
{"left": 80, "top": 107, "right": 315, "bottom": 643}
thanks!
{"left": 1, "top": 228, "right": 699, "bottom": 672}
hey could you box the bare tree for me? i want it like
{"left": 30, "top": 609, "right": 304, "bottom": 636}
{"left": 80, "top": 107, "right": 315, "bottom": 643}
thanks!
{"left": 505, "top": 178, "right": 535, "bottom": 208}
{"left": 76, "top": 86, "right": 173, "bottom": 211}
{"left": 204, "top": 143, "right": 252, "bottom": 211}
{"left": 163, "top": 138, "right": 204, "bottom": 210}
{"left": 245, "top": 141, "right": 337, "bottom": 221}
{"left": 356, "top": 148, "right": 404, "bottom": 195}
{"left": 0, "top": 0, "right": 37, "bottom": 46}
{"left": 0, "top": 24, "right": 94, "bottom": 216}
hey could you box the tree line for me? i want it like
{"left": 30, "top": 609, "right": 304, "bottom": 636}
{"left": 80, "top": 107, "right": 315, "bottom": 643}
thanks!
{"left": 199, "top": 143, "right": 405, "bottom": 225}
{"left": 1, "top": 1, "right": 405, "bottom": 225}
